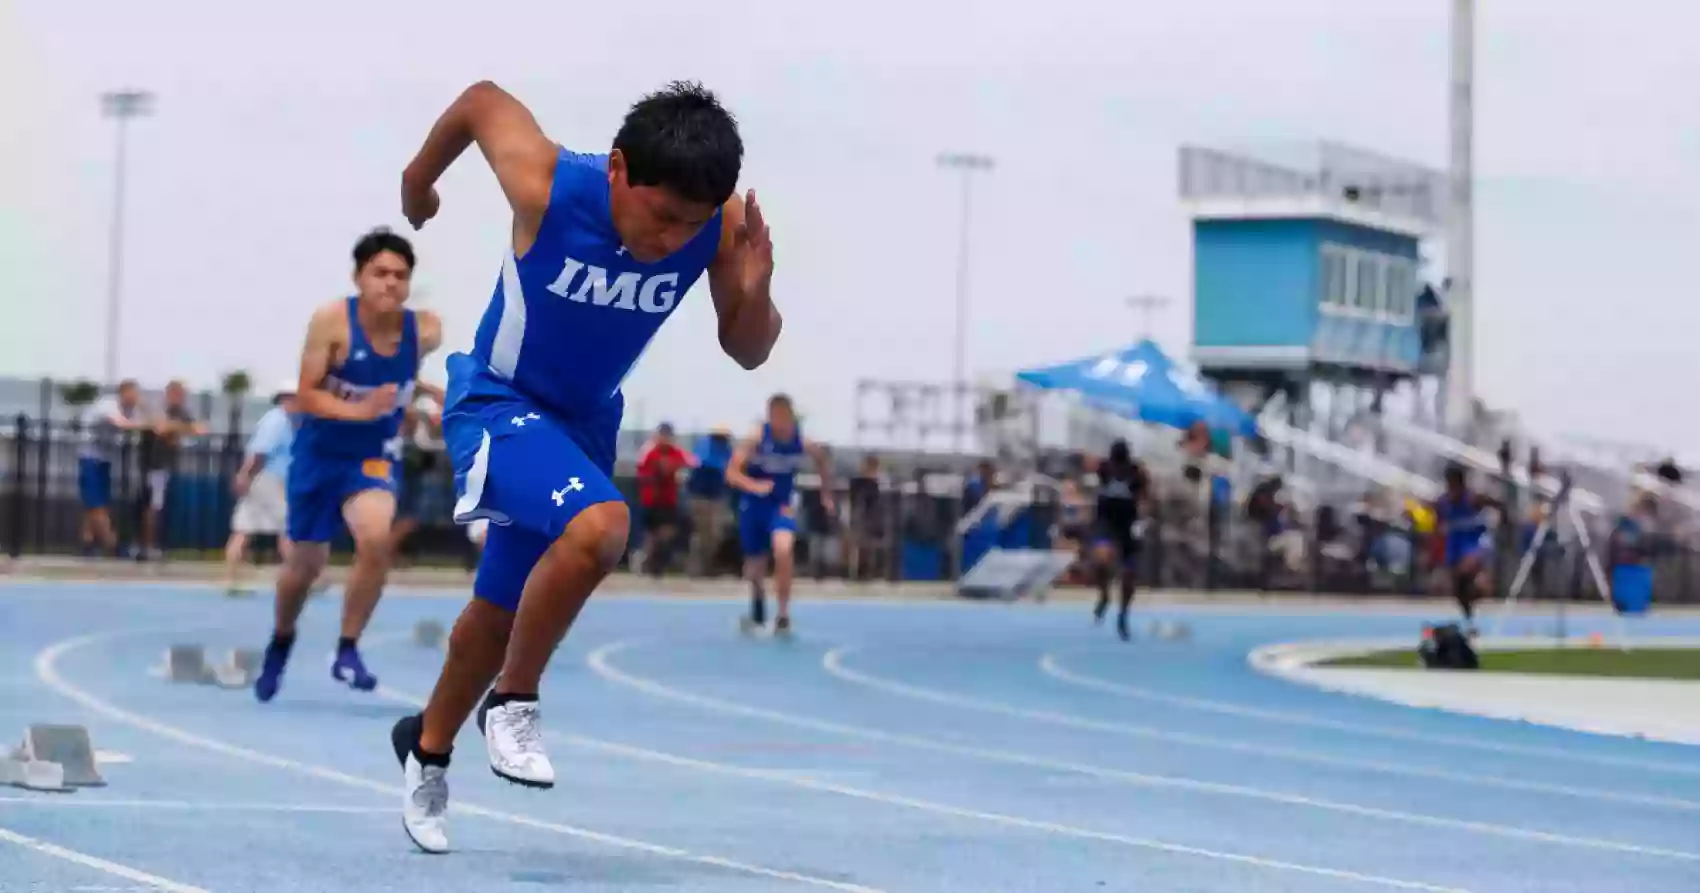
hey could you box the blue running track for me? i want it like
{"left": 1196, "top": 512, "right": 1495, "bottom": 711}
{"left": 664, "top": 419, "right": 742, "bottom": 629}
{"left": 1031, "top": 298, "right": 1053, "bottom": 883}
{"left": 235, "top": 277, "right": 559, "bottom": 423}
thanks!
{"left": 1, "top": 579, "right": 1696, "bottom": 892}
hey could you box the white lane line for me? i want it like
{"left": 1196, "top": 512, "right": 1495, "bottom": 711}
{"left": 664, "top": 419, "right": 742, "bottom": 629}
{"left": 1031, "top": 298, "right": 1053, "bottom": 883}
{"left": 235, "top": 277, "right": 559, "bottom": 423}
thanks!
{"left": 0, "top": 824, "right": 210, "bottom": 893}
{"left": 34, "top": 630, "right": 883, "bottom": 893}
{"left": 567, "top": 735, "right": 1472, "bottom": 893}
{"left": 0, "top": 796, "right": 391, "bottom": 814}
{"left": 589, "top": 639, "right": 1699, "bottom": 863}
{"left": 818, "top": 646, "right": 1697, "bottom": 812}
{"left": 1040, "top": 651, "right": 1700, "bottom": 778}
{"left": 366, "top": 680, "right": 1465, "bottom": 893}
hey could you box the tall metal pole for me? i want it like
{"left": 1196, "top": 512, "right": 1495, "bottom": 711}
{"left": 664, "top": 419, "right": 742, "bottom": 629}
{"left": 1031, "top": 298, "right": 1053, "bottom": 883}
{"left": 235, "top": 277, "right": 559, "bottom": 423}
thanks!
{"left": 938, "top": 151, "right": 994, "bottom": 454}
{"left": 1443, "top": 0, "right": 1474, "bottom": 433}
{"left": 100, "top": 89, "right": 154, "bottom": 386}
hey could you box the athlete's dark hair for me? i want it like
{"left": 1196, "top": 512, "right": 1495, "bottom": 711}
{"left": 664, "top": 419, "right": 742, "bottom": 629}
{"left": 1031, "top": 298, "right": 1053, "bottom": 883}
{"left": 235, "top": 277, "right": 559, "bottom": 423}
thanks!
{"left": 768, "top": 393, "right": 794, "bottom": 412}
{"left": 614, "top": 81, "right": 743, "bottom": 207}
{"left": 352, "top": 228, "right": 415, "bottom": 272}
{"left": 1108, "top": 439, "right": 1132, "bottom": 465}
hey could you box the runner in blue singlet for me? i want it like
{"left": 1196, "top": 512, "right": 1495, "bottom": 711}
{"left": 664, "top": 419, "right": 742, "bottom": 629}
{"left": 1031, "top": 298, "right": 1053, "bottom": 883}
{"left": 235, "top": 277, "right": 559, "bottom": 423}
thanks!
{"left": 253, "top": 230, "right": 443, "bottom": 704}
{"left": 388, "top": 81, "right": 783, "bottom": 854}
{"left": 726, "top": 393, "right": 834, "bottom": 637}
{"left": 1433, "top": 463, "right": 1501, "bottom": 630}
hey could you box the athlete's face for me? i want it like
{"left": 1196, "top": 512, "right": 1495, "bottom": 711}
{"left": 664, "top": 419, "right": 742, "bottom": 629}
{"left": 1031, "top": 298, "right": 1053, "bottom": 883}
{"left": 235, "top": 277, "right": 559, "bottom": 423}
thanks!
{"left": 767, "top": 403, "right": 795, "bottom": 439}
{"left": 353, "top": 250, "right": 412, "bottom": 313}
{"left": 607, "top": 151, "right": 719, "bottom": 263}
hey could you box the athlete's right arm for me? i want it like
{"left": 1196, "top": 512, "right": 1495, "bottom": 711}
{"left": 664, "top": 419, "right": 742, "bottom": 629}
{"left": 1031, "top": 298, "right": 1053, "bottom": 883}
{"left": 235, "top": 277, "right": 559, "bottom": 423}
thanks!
{"left": 724, "top": 429, "right": 773, "bottom": 497}
{"left": 401, "top": 81, "right": 558, "bottom": 253}
{"left": 294, "top": 302, "right": 395, "bottom": 422}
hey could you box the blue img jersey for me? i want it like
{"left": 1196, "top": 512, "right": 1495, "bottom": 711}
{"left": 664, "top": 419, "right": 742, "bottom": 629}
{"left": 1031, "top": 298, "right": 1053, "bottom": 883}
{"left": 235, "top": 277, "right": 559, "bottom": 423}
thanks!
{"left": 461, "top": 149, "right": 723, "bottom": 420}
{"left": 740, "top": 423, "right": 807, "bottom": 509}
{"left": 293, "top": 297, "right": 419, "bottom": 461}
{"left": 1438, "top": 492, "right": 1489, "bottom": 565}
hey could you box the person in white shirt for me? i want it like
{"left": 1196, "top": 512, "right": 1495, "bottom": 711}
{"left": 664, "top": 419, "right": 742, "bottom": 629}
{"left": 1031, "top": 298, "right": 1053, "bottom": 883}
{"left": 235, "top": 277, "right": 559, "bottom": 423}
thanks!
{"left": 78, "top": 380, "right": 145, "bottom": 556}
{"left": 224, "top": 381, "right": 299, "bottom": 594}
{"left": 390, "top": 381, "right": 447, "bottom": 564}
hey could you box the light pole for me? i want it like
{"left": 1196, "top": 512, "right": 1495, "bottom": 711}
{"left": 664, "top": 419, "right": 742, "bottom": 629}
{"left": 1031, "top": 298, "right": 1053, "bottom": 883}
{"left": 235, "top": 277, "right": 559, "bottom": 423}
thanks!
{"left": 1442, "top": 0, "right": 1474, "bottom": 433}
{"left": 1125, "top": 294, "right": 1170, "bottom": 342}
{"left": 100, "top": 89, "right": 155, "bottom": 386}
{"left": 937, "top": 151, "right": 994, "bottom": 454}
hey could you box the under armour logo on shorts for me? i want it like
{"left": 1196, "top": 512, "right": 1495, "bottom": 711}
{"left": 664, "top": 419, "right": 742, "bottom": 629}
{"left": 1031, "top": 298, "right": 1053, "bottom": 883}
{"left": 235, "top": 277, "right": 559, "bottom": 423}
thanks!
{"left": 550, "top": 478, "right": 585, "bottom": 506}
{"left": 511, "top": 412, "right": 541, "bottom": 427}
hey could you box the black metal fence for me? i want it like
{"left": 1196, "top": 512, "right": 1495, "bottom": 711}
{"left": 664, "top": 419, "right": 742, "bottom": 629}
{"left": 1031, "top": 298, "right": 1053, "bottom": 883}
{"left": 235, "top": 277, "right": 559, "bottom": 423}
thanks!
{"left": 5, "top": 413, "right": 1697, "bottom": 604}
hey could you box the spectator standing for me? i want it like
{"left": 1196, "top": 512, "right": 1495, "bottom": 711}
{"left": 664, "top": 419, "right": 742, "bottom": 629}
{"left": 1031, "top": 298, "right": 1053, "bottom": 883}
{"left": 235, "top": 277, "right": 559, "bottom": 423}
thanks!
{"left": 392, "top": 381, "right": 448, "bottom": 565}
{"left": 77, "top": 379, "right": 145, "bottom": 556}
{"left": 136, "top": 380, "right": 207, "bottom": 560}
{"left": 962, "top": 459, "right": 998, "bottom": 515}
{"left": 636, "top": 423, "right": 694, "bottom": 576}
{"left": 846, "top": 454, "right": 888, "bottom": 581}
{"left": 686, "top": 427, "right": 734, "bottom": 576}
{"left": 224, "top": 381, "right": 298, "bottom": 594}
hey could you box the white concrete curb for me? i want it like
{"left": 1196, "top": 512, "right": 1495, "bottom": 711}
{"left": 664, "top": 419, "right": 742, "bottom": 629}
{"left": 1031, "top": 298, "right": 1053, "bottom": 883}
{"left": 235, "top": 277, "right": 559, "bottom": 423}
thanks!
{"left": 1248, "top": 636, "right": 1700, "bottom": 747}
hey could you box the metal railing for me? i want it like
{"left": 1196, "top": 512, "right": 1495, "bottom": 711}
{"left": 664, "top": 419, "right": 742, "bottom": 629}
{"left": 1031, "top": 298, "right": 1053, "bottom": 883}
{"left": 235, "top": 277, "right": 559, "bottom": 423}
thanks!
{"left": 5, "top": 413, "right": 1695, "bottom": 603}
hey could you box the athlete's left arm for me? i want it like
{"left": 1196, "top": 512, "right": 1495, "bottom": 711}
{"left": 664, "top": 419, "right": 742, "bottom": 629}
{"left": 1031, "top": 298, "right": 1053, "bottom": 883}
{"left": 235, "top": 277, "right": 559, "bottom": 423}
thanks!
{"left": 416, "top": 311, "right": 445, "bottom": 359}
{"left": 707, "top": 192, "right": 783, "bottom": 370}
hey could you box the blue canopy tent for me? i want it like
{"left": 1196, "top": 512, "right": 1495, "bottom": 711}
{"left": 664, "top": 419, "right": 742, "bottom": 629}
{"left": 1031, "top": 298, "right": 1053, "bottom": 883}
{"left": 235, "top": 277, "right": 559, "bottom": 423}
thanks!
{"left": 1015, "top": 339, "right": 1258, "bottom": 437}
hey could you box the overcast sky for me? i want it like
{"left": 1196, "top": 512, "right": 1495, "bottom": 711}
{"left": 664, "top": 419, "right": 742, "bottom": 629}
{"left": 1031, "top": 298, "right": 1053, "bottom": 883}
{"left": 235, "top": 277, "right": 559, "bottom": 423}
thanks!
{"left": 2, "top": 1, "right": 1695, "bottom": 448}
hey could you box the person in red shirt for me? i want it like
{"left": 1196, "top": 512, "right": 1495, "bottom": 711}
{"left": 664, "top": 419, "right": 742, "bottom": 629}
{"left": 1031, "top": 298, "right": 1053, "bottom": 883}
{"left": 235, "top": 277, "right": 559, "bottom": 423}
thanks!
{"left": 636, "top": 423, "right": 695, "bottom": 576}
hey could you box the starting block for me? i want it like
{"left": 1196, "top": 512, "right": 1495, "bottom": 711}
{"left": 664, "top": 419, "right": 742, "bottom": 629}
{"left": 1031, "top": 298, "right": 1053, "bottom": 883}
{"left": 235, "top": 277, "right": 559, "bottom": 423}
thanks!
{"left": 158, "top": 645, "right": 262, "bottom": 688}
{"left": 210, "top": 648, "right": 263, "bottom": 688}
{"left": 2, "top": 724, "right": 105, "bottom": 791}
{"left": 0, "top": 756, "right": 67, "bottom": 792}
{"left": 1146, "top": 620, "right": 1193, "bottom": 642}
{"left": 413, "top": 619, "right": 446, "bottom": 648}
{"left": 162, "top": 644, "right": 210, "bottom": 683}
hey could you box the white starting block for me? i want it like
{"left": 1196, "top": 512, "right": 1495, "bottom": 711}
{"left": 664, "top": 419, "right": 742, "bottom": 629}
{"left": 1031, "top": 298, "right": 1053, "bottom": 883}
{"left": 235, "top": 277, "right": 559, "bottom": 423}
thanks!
{"left": 2, "top": 724, "right": 105, "bottom": 791}
{"left": 0, "top": 756, "right": 67, "bottom": 792}
{"left": 157, "top": 645, "right": 262, "bottom": 688}
{"left": 413, "top": 619, "right": 446, "bottom": 648}
{"left": 211, "top": 648, "right": 263, "bottom": 688}
{"left": 1146, "top": 620, "right": 1193, "bottom": 642}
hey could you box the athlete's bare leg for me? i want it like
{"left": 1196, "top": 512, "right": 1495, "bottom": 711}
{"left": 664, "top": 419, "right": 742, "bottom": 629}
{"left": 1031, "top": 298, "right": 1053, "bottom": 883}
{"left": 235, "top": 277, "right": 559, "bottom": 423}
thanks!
{"left": 273, "top": 543, "right": 330, "bottom": 636}
{"left": 492, "top": 501, "right": 629, "bottom": 695}
{"left": 340, "top": 489, "right": 398, "bottom": 640}
{"left": 771, "top": 528, "right": 796, "bottom": 623}
{"left": 742, "top": 555, "right": 768, "bottom": 625}
{"left": 418, "top": 598, "right": 512, "bottom": 754}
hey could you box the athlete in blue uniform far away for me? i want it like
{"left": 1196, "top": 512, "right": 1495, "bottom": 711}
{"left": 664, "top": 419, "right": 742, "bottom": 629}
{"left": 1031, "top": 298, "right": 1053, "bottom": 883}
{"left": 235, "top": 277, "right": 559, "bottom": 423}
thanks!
{"left": 255, "top": 230, "right": 443, "bottom": 703}
{"left": 389, "top": 80, "right": 781, "bottom": 854}
{"left": 726, "top": 393, "right": 833, "bottom": 637}
{"left": 1433, "top": 462, "right": 1503, "bottom": 633}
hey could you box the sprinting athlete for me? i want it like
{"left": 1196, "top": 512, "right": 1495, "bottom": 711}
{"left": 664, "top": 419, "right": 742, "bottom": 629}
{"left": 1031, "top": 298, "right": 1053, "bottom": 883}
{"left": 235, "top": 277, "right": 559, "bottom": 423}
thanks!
{"left": 1089, "top": 439, "right": 1150, "bottom": 641}
{"left": 254, "top": 229, "right": 442, "bottom": 703}
{"left": 1434, "top": 463, "right": 1500, "bottom": 632}
{"left": 389, "top": 80, "right": 780, "bottom": 854}
{"left": 726, "top": 393, "right": 833, "bottom": 637}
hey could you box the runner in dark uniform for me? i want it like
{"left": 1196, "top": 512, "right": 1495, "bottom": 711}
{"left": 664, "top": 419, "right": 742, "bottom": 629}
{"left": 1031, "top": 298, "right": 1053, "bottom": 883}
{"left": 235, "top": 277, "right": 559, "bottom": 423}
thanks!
{"left": 1090, "top": 439, "right": 1150, "bottom": 641}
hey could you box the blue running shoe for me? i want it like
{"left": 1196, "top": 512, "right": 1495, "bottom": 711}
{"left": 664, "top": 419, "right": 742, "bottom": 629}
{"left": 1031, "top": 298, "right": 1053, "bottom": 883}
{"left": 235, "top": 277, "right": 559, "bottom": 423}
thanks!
{"left": 332, "top": 642, "right": 378, "bottom": 692}
{"left": 254, "top": 635, "right": 294, "bottom": 703}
